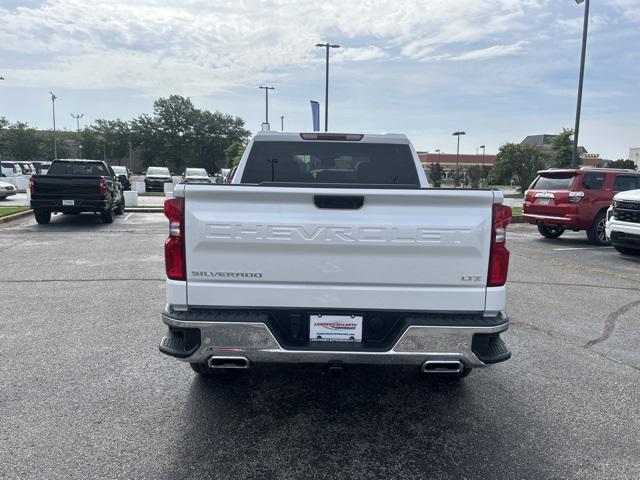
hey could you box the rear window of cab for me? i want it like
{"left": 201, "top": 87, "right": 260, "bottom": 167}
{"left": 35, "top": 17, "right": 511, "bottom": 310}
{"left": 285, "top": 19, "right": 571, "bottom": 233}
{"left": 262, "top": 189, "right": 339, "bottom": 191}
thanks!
{"left": 531, "top": 173, "right": 576, "bottom": 191}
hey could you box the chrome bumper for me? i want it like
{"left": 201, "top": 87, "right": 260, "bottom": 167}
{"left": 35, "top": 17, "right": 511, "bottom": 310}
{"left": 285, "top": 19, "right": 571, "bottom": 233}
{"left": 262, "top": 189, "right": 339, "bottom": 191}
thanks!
{"left": 162, "top": 313, "right": 510, "bottom": 368}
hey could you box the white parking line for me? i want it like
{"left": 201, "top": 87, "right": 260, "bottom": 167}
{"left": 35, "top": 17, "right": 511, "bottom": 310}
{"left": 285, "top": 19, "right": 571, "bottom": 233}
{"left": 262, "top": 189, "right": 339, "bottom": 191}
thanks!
{"left": 123, "top": 213, "right": 133, "bottom": 221}
{"left": 553, "top": 246, "right": 614, "bottom": 251}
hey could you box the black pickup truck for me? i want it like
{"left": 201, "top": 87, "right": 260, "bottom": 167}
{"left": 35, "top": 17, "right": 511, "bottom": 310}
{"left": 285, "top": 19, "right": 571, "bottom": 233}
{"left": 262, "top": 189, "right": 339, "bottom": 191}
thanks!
{"left": 30, "top": 159, "right": 125, "bottom": 224}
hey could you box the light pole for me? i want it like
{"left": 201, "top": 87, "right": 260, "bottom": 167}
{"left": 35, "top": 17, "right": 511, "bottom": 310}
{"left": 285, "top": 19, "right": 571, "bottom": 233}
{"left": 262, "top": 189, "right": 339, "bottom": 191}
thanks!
{"left": 453, "top": 131, "right": 466, "bottom": 185}
{"left": 49, "top": 92, "right": 58, "bottom": 159}
{"left": 280, "top": 115, "right": 284, "bottom": 131}
{"left": 572, "top": 0, "right": 590, "bottom": 168}
{"left": 479, "top": 145, "right": 486, "bottom": 166}
{"left": 128, "top": 126, "right": 133, "bottom": 170}
{"left": 258, "top": 85, "right": 275, "bottom": 126}
{"left": 316, "top": 42, "right": 340, "bottom": 132}
{"left": 70, "top": 113, "right": 84, "bottom": 158}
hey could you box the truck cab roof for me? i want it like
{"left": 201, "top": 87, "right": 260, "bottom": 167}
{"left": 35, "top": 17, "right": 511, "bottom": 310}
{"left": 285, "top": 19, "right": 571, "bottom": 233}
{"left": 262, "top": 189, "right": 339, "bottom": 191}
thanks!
{"left": 254, "top": 131, "right": 411, "bottom": 144}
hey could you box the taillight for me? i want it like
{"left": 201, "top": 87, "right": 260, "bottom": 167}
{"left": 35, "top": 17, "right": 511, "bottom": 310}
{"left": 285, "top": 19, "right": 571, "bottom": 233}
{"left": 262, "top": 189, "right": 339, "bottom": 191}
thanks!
{"left": 29, "top": 177, "right": 35, "bottom": 194}
{"left": 164, "top": 197, "right": 185, "bottom": 281}
{"left": 488, "top": 204, "right": 512, "bottom": 287}
{"left": 568, "top": 191, "right": 585, "bottom": 203}
{"left": 98, "top": 177, "right": 107, "bottom": 197}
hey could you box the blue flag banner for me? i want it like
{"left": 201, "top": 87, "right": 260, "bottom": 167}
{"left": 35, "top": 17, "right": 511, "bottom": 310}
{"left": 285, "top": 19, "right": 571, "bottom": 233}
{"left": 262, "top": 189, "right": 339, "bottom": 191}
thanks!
{"left": 310, "top": 101, "right": 320, "bottom": 132}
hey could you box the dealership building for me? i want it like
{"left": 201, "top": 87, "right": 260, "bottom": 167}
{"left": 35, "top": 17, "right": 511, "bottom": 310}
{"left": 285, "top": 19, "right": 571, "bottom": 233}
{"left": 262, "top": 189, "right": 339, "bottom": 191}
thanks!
{"left": 418, "top": 152, "right": 496, "bottom": 180}
{"left": 630, "top": 148, "right": 640, "bottom": 169}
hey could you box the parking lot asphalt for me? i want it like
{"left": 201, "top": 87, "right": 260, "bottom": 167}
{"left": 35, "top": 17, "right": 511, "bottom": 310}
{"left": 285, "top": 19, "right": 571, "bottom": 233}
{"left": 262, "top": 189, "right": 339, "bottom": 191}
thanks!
{"left": 1, "top": 213, "right": 639, "bottom": 480}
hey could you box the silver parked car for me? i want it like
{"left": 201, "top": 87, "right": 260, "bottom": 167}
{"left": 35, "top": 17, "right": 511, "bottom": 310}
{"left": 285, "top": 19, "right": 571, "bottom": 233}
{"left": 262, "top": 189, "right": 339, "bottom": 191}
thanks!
{"left": 0, "top": 180, "right": 18, "bottom": 199}
{"left": 182, "top": 168, "right": 211, "bottom": 183}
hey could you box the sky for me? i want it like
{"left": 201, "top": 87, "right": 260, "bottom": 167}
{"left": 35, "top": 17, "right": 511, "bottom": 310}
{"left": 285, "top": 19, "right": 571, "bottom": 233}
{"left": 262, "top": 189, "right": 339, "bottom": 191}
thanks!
{"left": 0, "top": 0, "right": 639, "bottom": 159}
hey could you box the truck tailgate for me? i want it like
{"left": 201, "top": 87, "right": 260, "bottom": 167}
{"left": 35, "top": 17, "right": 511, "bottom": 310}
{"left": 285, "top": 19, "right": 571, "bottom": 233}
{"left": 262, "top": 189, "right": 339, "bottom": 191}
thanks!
{"left": 184, "top": 185, "right": 497, "bottom": 311}
{"left": 32, "top": 175, "right": 101, "bottom": 196}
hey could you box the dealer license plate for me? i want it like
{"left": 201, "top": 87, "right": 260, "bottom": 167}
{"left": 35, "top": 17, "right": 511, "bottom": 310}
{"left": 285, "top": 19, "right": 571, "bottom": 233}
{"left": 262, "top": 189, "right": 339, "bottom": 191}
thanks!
{"left": 309, "top": 315, "right": 363, "bottom": 342}
{"left": 62, "top": 200, "right": 75, "bottom": 206}
{"left": 536, "top": 198, "right": 552, "bottom": 205}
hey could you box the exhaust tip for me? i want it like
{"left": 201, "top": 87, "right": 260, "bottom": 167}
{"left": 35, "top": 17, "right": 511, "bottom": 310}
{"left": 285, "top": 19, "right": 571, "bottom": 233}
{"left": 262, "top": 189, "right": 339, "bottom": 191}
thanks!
{"left": 207, "top": 356, "right": 250, "bottom": 369}
{"left": 421, "top": 360, "right": 463, "bottom": 374}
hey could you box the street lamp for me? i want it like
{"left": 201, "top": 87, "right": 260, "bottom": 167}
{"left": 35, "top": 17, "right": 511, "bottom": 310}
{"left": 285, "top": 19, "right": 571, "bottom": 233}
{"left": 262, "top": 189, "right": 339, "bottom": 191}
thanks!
{"left": 128, "top": 126, "right": 133, "bottom": 170}
{"left": 49, "top": 92, "right": 58, "bottom": 159}
{"left": 453, "top": 131, "right": 466, "bottom": 185}
{"left": 280, "top": 115, "right": 285, "bottom": 131}
{"left": 479, "top": 145, "right": 486, "bottom": 166}
{"left": 258, "top": 85, "right": 275, "bottom": 126}
{"left": 316, "top": 42, "right": 340, "bottom": 132}
{"left": 572, "top": 0, "right": 590, "bottom": 168}
{"left": 70, "top": 113, "right": 84, "bottom": 158}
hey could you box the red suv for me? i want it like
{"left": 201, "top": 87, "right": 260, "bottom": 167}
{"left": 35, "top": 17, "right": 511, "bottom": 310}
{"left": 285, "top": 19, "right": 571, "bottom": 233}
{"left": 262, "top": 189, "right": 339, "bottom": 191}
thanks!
{"left": 523, "top": 168, "right": 640, "bottom": 245}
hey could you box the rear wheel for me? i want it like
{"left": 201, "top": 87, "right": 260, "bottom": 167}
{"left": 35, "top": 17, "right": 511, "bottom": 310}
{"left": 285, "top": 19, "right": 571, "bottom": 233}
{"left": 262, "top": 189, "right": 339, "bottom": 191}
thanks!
{"left": 34, "top": 209, "right": 51, "bottom": 224}
{"left": 537, "top": 224, "right": 564, "bottom": 239}
{"left": 614, "top": 245, "right": 640, "bottom": 255}
{"left": 586, "top": 211, "right": 609, "bottom": 245}
{"left": 100, "top": 207, "right": 114, "bottom": 224}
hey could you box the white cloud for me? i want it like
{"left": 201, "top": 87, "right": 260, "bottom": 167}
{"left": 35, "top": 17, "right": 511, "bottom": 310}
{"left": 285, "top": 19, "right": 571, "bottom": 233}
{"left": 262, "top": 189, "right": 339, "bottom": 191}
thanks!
{"left": 0, "top": 0, "right": 548, "bottom": 93}
{"left": 0, "top": 0, "right": 637, "bottom": 160}
{"left": 608, "top": 0, "right": 640, "bottom": 21}
{"left": 450, "top": 40, "right": 529, "bottom": 61}
{"left": 333, "top": 46, "right": 387, "bottom": 63}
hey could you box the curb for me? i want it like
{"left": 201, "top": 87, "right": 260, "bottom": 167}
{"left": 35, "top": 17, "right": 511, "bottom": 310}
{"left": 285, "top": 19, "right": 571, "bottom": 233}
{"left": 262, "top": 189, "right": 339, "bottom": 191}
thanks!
{"left": 0, "top": 209, "right": 33, "bottom": 224}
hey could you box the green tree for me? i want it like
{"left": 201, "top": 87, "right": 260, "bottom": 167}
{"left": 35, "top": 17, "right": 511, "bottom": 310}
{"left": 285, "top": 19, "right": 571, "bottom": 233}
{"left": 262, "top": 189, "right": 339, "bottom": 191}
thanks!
{"left": 194, "top": 110, "right": 250, "bottom": 172}
{"left": 4, "top": 122, "right": 40, "bottom": 161}
{"left": 428, "top": 162, "right": 444, "bottom": 187}
{"left": 0, "top": 116, "right": 9, "bottom": 157}
{"left": 89, "top": 119, "right": 131, "bottom": 161}
{"left": 490, "top": 143, "right": 548, "bottom": 192}
{"left": 225, "top": 140, "right": 247, "bottom": 168}
{"left": 608, "top": 159, "right": 636, "bottom": 170}
{"left": 152, "top": 95, "right": 199, "bottom": 172}
{"left": 549, "top": 128, "right": 574, "bottom": 168}
{"left": 131, "top": 95, "right": 250, "bottom": 173}
{"left": 130, "top": 114, "right": 162, "bottom": 168}
{"left": 467, "top": 165, "right": 483, "bottom": 189}
{"left": 78, "top": 127, "right": 102, "bottom": 159}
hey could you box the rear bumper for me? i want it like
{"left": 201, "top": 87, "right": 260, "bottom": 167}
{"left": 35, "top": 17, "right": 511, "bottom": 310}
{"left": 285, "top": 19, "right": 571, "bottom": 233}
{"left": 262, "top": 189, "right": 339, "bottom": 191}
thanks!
{"left": 145, "top": 179, "right": 172, "bottom": 190}
{"left": 159, "top": 307, "right": 511, "bottom": 368}
{"left": 30, "top": 198, "right": 110, "bottom": 212}
{"left": 523, "top": 212, "right": 582, "bottom": 228}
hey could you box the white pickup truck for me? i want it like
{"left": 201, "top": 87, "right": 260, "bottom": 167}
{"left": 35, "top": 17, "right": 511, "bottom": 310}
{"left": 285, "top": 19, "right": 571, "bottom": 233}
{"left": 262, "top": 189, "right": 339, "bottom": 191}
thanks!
{"left": 159, "top": 131, "right": 512, "bottom": 380}
{"left": 606, "top": 189, "right": 640, "bottom": 255}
